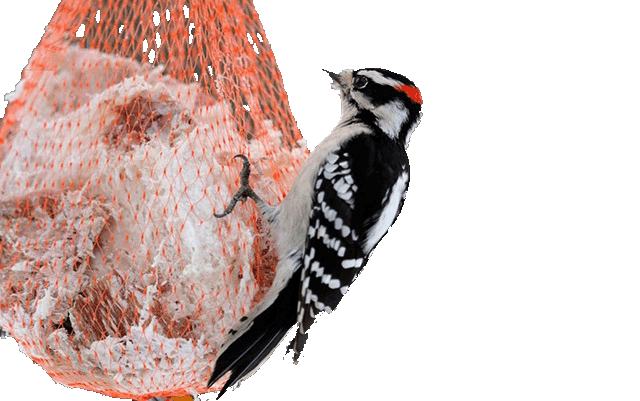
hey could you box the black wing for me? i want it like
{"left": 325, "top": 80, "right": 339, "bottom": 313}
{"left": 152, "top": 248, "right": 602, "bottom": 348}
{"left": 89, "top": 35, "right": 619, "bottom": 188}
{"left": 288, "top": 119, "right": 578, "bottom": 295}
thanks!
{"left": 289, "top": 134, "right": 409, "bottom": 361}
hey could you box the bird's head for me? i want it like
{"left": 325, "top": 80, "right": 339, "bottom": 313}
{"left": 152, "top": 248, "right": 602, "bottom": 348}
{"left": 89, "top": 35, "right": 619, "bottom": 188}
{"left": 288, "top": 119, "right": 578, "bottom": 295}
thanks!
{"left": 325, "top": 68, "right": 422, "bottom": 148}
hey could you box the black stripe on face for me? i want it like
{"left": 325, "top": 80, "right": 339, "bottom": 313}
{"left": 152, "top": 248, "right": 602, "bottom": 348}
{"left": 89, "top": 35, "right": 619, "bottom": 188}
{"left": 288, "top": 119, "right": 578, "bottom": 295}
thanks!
{"left": 355, "top": 80, "right": 403, "bottom": 106}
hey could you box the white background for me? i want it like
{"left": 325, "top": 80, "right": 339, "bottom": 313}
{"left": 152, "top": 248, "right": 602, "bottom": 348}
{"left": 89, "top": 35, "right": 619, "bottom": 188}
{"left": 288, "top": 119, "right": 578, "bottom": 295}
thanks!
{"left": 2, "top": 1, "right": 640, "bottom": 400}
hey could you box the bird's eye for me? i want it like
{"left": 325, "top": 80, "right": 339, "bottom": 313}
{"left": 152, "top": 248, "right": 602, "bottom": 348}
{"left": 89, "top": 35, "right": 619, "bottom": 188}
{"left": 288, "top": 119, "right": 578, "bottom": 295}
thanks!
{"left": 353, "top": 76, "right": 368, "bottom": 89}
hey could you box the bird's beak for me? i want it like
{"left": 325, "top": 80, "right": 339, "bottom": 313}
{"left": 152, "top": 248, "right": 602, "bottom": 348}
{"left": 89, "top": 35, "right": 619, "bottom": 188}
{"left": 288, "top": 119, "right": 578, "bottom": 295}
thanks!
{"left": 323, "top": 69, "right": 342, "bottom": 84}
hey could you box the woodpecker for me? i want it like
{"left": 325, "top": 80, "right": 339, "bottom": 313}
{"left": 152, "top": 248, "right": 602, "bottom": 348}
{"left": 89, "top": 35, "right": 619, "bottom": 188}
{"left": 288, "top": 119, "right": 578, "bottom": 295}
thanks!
{"left": 208, "top": 68, "right": 422, "bottom": 397}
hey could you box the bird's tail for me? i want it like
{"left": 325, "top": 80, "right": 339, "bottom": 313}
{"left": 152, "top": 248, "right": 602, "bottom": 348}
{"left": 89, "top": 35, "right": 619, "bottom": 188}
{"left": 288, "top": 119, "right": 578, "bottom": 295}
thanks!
{"left": 208, "top": 269, "right": 300, "bottom": 398}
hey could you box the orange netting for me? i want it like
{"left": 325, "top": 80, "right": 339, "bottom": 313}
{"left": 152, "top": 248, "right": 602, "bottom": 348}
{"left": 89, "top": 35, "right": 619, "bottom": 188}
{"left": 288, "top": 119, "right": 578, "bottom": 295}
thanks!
{"left": 0, "top": 1, "right": 306, "bottom": 399}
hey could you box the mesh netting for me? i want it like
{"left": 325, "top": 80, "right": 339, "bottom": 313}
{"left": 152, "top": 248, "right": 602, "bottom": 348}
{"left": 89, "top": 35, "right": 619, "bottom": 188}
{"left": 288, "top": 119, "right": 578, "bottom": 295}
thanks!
{"left": 0, "top": 1, "right": 306, "bottom": 399}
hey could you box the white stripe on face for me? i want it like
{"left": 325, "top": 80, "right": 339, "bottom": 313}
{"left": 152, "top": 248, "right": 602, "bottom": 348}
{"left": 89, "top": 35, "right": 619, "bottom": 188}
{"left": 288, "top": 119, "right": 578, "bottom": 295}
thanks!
{"left": 358, "top": 70, "right": 403, "bottom": 88}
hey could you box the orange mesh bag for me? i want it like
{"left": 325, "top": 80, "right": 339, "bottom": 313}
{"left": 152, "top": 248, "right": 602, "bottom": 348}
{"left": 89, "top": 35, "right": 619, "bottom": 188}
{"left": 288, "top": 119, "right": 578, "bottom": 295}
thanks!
{"left": 0, "top": 0, "right": 306, "bottom": 399}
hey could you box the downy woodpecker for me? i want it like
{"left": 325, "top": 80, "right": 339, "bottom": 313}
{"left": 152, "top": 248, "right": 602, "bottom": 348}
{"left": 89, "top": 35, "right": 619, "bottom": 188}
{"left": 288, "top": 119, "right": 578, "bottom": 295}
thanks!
{"left": 208, "top": 68, "right": 422, "bottom": 397}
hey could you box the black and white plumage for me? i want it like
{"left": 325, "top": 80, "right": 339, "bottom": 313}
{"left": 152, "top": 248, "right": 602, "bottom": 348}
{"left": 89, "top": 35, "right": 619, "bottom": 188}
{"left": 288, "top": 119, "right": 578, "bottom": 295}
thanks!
{"left": 208, "top": 68, "right": 422, "bottom": 397}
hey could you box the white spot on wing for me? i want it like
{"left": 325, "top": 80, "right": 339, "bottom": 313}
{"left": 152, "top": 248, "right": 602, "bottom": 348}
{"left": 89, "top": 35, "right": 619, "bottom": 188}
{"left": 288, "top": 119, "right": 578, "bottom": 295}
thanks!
{"left": 341, "top": 259, "right": 357, "bottom": 268}
{"left": 341, "top": 226, "right": 351, "bottom": 237}
{"left": 317, "top": 225, "right": 326, "bottom": 239}
{"left": 325, "top": 162, "right": 339, "bottom": 172}
{"left": 328, "top": 279, "right": 341, "bottom": 289}
{"left": 322, "top": 203, "right": 338, "bottom": 221}
{"left": 326, "top": 153, "right": 339, "bottom": 164}
{"left": 334, "top": 217, "right": 343, "bottom": 230}
{"left": 311, "top": 261, "right": 321, "bottom": 273}
{"left": 312, "top": 264, "right": 324, "bottom": 277}
{"left": 304, "top": 246, "right": 316, "bottom": 268}
{"left": 338, "top": 190, "right": 354, "bottom": 204}
{"left": 340, "top": 258, "right": 363, "bottom": 268}
{"left": 323, "top": 170, "right": 343, "bottom": 180}
{"left": 334, "top": 178, "right": 350, "bottom": 194}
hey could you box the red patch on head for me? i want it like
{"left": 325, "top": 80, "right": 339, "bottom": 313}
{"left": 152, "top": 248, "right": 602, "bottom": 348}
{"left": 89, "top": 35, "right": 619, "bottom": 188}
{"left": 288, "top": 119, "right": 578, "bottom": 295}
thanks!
{"left": 396, "top": 84, "right": 422, "bottom": 105}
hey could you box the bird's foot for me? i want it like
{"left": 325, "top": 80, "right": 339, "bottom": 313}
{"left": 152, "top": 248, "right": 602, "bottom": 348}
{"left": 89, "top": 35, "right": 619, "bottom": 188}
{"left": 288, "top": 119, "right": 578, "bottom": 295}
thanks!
{"left": 215, "top": 154, "right": 262, "bottom": 218}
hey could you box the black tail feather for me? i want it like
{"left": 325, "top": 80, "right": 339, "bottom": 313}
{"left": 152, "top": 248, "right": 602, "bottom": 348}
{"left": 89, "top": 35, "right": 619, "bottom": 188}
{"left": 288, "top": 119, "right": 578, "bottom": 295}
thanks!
{"left": 208, "top": 270, "right": 300, "bottom": 397}
{"left": 286, "top": 330, "right": 308, "bottom": 364}
{"left": 210, "top": 320, "right": 290, "bottom": 398}
{"left": 214, "top": 325, "right": 290, "bottom": 399}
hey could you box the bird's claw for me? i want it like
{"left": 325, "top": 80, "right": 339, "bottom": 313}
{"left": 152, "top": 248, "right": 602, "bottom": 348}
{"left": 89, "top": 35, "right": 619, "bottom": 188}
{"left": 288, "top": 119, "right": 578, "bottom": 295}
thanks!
{"left": 214, "top": 154, "right": 259, "bottom": 218}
